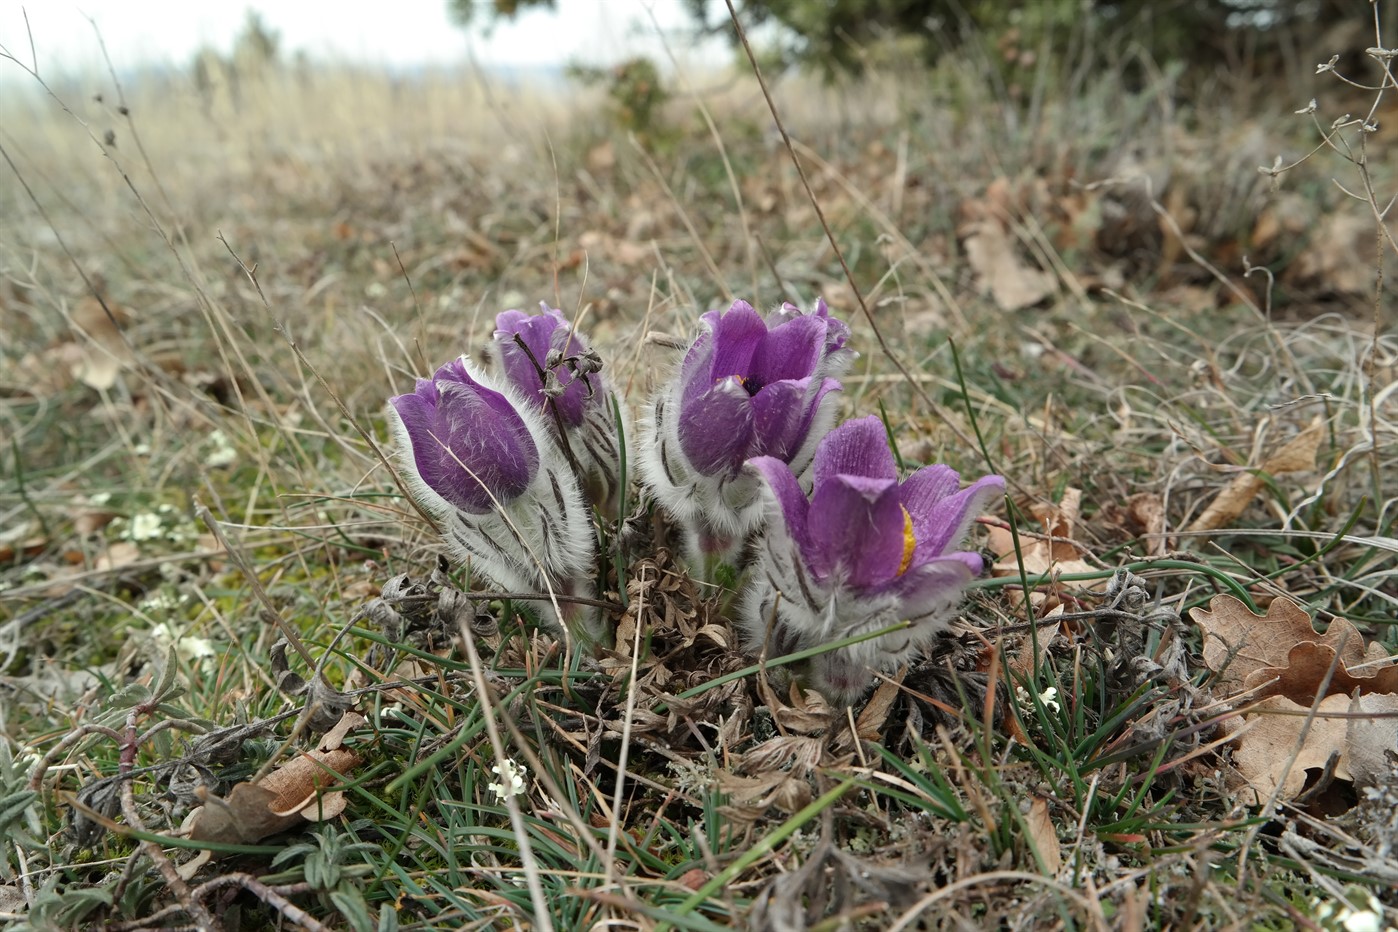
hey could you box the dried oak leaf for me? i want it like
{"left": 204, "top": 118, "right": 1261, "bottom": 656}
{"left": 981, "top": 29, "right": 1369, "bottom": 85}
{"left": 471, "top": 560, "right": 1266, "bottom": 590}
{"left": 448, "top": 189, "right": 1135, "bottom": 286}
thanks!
{"left": 1287, "top": 211, "right": 1394, "bottom": 297}
{"left": 188, "top": 712, "right": 363, "bottom": 845}
{"left": 717, "top": 771, "right": 813, "bottom": 817}
{"left": 1230, "top": 694, "right": 1351, "bottom": 802}
{"left": 1007, "top": 607, "right": 1063, "bottom": 681}
{"left": 1244, "top": 641, "right": 1398, "bottom": 706}
{"left": 578, "top": 230, "right": 653, "bottom": 266}
{"left": 66, "top": 294, "right": 135, "bottom": 391}
{"left": 1099, "top": 492, "right": 1168, "bottom": 556}
{"left": 1345, "top": 692, "right": 1398, "bottom": 787}
{"left": 1191, "top": 594, "right": 1380, "bottom": 698}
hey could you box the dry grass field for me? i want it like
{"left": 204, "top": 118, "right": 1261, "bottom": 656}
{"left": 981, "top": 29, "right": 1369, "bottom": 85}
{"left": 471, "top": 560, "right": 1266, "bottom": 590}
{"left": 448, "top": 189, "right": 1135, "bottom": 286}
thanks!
{"left": 1, "top": 9, "right": 1396, "bottom": 929}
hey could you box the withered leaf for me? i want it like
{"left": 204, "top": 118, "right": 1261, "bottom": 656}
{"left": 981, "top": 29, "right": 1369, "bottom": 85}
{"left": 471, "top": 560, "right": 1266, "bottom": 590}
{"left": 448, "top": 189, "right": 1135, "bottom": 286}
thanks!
{"left": 989, "top": 488, "right": 1102, "bottom": 611}
{"left": 1244, "top": 641, "right": 1398, "bottom": 705}
{"left": 1230, "top": 694, "right": 1351, "bottom": 803}
{"left": 1191, "top": 594, "right": 1372, "bottom": 698}
{"left": 1026, "top": 795, "right": 1062, "bottom": 875}
{"left": 1345, "top": 692, "right": 1398, "bottom": 787}
{"left": 958, "top": 182, "right": 1056, "bottom": 312}
{"left": 66, "top": 295, "right": 135, "bottom": 391}
{"left": 1187, "top": 419, "right": 1323, "bottom": 533}
{"left": 188, "top": 713, "right": 363, "bottom": 845}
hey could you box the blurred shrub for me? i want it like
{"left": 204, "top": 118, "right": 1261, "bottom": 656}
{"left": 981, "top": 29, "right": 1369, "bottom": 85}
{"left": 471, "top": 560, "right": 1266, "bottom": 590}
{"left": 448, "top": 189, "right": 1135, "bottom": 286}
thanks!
{"left": 568, "top": 57, "right": 671, "bottom": 137}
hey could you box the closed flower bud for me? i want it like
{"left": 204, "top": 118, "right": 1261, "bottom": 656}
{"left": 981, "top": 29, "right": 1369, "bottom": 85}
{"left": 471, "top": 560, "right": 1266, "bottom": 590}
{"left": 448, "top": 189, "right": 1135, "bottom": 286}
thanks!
{"left": 490, "top": 304, "right": 625, "bottom": 519}
{"left": 388, "top": 357, "right": 607, "bottom": 651}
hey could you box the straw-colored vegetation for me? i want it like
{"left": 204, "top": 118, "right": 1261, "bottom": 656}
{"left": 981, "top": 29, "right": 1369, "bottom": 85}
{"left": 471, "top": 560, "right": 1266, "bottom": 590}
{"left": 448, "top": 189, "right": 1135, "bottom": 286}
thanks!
{"left": 1, "top": 6, "right": 1395, "bottom": 929}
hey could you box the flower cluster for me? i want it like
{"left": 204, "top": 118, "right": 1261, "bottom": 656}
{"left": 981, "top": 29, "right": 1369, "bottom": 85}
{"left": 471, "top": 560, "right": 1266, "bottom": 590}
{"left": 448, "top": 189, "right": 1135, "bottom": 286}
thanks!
{"left": 388, "top": 298, "right": 1003, "bottom": 702}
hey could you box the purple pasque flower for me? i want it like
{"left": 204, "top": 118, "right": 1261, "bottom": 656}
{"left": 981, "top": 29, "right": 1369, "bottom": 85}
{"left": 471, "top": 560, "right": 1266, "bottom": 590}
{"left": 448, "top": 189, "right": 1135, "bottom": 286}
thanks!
{"left": 740, "top": 415, "right": 1005, "bottom": 704}
{"left": 639, "top": 298, "right": 854, "bottom": 573}
{"left": 388, "top": 357, "right": 606, "bottom": 651}
{"left": 489, "top": 304, "right": 625, "bottom": 520}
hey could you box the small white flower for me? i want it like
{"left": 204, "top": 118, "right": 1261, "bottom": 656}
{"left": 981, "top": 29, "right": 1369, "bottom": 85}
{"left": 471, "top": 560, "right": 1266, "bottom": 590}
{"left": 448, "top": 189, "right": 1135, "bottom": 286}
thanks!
{"left": 1017, "top": 685, "right": 1061, "bottom": 714}
{"left": 140, "top": 590, "right": 182, "bottom": 612}
{"left": 89, "top": 491, "right": 113, "bottom": 506}
{"left": 122, "top": 512, "right": 165, "bottom": 542}
{"left": 1314, "top": 891, "right": 1390, "bottom": 932}
{"left": 148, "top": 622, "right": 216, "bottom": 664}
{"left": 488, "top": 758, "right": 527, "bottom": 801}
{"left": 205, "top": 430, "right": 237, "bottom": 468}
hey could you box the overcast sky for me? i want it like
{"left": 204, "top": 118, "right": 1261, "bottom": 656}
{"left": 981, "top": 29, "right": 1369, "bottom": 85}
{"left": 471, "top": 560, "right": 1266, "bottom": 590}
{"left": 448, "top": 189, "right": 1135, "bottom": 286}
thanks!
{"left": 0, "top": 0, "right": 726, "bottom": 77}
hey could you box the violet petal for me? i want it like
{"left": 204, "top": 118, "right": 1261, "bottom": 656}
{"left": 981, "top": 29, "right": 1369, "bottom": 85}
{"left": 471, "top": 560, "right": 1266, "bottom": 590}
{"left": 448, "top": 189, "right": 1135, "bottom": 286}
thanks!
{"left": 494, "top": 306, "right": 596, "bottom": 426}
{"left": 812, "top": 415, "right": 898, "bottom": 488}
{"left": 807, "top": 473, "right": 904, "bottom": 587}
{"left": 391, "top": 360, "right": 540, "bottom": 514}
{"left": 910, "top": 474, "right": 1006, "bottom": 564}
{"left": 748, "top": 314, "right": 826, "bottom": 387}
{"left": 883, "top": 552, "right": 983, "bottom": 618}
{"left": 748, "top": 377, "right": 814, "bottom": 461}
{"left": 749, "top": 455, "right": 812, "bottom": 559}
{"left": 678, "top": 377, "right": 755, "bottom": 476}
{"left": 705, "top": 301, "right": 767, "bottom": 384}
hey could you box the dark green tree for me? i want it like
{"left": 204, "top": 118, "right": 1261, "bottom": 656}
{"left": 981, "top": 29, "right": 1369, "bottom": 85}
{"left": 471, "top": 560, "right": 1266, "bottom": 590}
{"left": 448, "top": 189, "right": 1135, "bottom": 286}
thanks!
{"left": 447, "top": 0, "right": 1373, "bottom": 76}
{"left": 447, "top": 0, "right": 556, "bottom": 30}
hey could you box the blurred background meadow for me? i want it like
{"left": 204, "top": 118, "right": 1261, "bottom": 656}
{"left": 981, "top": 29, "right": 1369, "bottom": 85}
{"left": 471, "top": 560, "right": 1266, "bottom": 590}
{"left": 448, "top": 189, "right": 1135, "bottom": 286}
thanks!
{"left": 2, "top": 0, "right": 1396, "bottom": 928}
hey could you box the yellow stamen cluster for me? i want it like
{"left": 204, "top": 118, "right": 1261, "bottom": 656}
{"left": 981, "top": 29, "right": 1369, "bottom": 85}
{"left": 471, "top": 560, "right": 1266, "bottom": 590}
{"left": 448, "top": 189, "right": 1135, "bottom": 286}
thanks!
{"left": 898, "top": 506, "right": 917, "bottom": 575}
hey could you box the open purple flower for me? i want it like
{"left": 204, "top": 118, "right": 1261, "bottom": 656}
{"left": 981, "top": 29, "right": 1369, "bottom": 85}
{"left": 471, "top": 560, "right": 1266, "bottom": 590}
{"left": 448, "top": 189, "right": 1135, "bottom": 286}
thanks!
{"left": 388, "top": 357, "right": 606, "bottom": 650}
{"left": 640, "top": 298, "right": 854, "bottom": 573}
{"left": 490, "top": 304, "right": 625, "bottom": 519}
{"left": 740, "top": 415, "right": 1005, "bottom": 703}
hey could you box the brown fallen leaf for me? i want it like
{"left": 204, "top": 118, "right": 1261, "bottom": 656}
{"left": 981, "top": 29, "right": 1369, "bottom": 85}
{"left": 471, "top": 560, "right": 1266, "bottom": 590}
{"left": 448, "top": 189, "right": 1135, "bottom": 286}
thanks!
{"left": 67, "top": 294, "right": 135, "bottom": 391}
{"left": 1187, "top": 418, "right": 1323, "bottom": 533}
{"left": 1191, "top": 594, "right": 1373, "bottom": 698}
{"left": 1007, "top": 607, "right": 1063, "bottom": 681}
{"left": 1345, "top": 692, "right": 1398, "bottom": 787}
{"left": 71, "top": 506, "right": 118, "bottom": 537}
{"left": 188, "top": 781, "right": 305, "bottom": 845}
{"left": 1101, "top": 492, "right": 1168, "bottom": 557}
{"left": 94, "top": 541, "right": 142, "bottom": 575}
{"left": 1026, "top": 795, "right": 1062, "bottom": 875}
{"left": 1287, "top": 211, "right": 1394, "bottom": 297}
{"left": 960, "top": 218, "right": 1056, "bottom": 312}
{"left": 1244, "top": 641, "right": 1398, "bottom": 706}
{"left": 188, "top": 712, "right": 363, "bottom": 845}
{"left": 1230, "top": 694, "right": 1351, "bottom": 802}
{"left": 852, "top": 670, "right": 904, "bottom": 742}
{"left": 578, "top": 230, "right": 653, "bottom": 266}
{"left": 0, "top": 520, "right": 48, "bottom": 564}
{"left": 989, "top": 489, "right": 1102, "bottom": 611}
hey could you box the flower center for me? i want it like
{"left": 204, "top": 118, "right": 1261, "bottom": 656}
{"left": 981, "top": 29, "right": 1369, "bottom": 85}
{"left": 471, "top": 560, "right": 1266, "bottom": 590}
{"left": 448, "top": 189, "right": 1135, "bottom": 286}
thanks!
{"left": 897, "top": 506, "right": 916, "bottom": 575}
{"left": 725, "top": 373, "right": 762, "bottom": 396}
